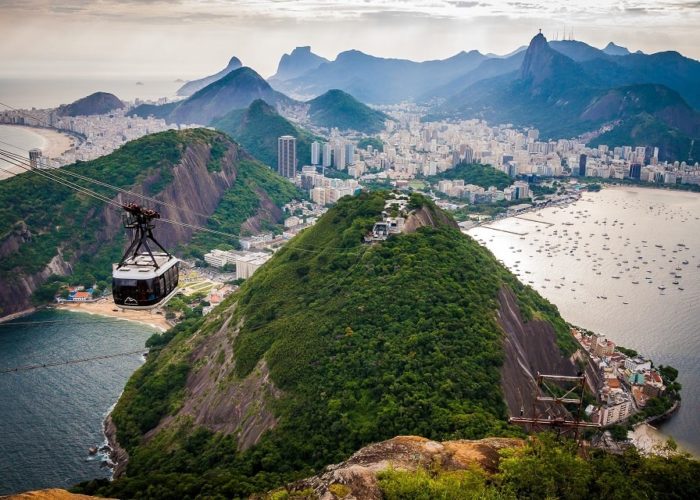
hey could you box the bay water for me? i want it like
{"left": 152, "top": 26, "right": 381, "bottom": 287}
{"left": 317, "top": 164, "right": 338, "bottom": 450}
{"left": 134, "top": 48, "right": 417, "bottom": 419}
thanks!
{"left": 469, "top": 186, "right": 700, "bottom": 455}
{"left": 0, "top": 310, "right": 156, "bottom": 495}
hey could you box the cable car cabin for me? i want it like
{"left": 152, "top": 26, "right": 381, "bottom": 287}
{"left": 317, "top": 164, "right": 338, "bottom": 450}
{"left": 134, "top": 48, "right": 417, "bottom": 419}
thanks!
{"left": 112, "top": 253, "right": 179, "bottom": 309}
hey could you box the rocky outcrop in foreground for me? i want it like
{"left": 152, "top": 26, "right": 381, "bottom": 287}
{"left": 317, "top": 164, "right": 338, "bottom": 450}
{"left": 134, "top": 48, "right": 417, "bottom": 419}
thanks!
{"left": 274, "top": 435, "right": 523, "bottom": 500}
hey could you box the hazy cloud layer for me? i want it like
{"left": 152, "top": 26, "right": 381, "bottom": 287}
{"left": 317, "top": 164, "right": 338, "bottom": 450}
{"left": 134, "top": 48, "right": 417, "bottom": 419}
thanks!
{"left": 0, "top": 0, "right": 698, "bottom": 78}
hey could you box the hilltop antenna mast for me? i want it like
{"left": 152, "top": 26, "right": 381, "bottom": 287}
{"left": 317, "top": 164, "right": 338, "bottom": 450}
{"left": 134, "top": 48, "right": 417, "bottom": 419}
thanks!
{"left": 509, "top": 372, "right": 600, "bottom": 444}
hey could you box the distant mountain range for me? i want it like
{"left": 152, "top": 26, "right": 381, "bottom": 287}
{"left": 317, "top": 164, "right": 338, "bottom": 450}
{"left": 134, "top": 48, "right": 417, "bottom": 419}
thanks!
{"left": 57, "top": 92, "right": 124, "bottom": 117}
{"left": 134, "top": 68, "right": 390, "bottom": 140}
{"left": 431, "top": 33, "right": 700, "bottom": 161}
{"left": 270, "top": 48, "right": 488, "bottom": 103}
{"left": 176, "top": 56, "right": 242, "bottom": 96}
{"left": 135, "top": 37, "right": 699, "bottom": 161}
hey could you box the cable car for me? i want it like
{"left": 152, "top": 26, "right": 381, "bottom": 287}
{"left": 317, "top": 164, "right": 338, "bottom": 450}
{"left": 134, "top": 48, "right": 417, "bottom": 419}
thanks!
{"left": 112, "top": 203, "right": 179, "bottom": 309}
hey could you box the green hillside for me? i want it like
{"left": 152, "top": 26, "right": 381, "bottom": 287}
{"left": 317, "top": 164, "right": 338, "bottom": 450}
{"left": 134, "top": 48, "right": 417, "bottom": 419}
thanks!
{"left": 588, "top": 113, "right": 700, "bottom": 163}
{"left": 84, "top": 192, "right": 577, "bottom": 498}
{"left": 429, "top": 162, "right": 513, "bottom": 190}
{"left": 307, "top": 89, "right": 389, "bottom": 133}
{"left": 0, "top": 129, "right": 299, "bottom": 312}
{"left": 212, "top": 99, "right": 319, "bottom": 168}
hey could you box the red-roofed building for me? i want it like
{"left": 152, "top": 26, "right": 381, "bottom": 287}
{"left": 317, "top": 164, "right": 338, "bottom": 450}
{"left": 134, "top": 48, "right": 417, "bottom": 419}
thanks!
{"left": 71, "top": 291, "right": 91, "bottom": 302}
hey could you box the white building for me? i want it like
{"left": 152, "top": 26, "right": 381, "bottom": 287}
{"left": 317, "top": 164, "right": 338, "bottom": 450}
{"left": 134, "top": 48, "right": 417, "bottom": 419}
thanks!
{"left": 235, "top": 252, "right": 270, "bottom": 279}
{"left": 600, "top": 392, "right": 633, "bottom": 425}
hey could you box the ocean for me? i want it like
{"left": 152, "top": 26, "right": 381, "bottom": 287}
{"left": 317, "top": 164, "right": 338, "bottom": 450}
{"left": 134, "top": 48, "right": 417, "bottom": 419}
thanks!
{"left": 0, "top": 125, "right": 47, "bottom": 177}
{"left": 0, "top": 77, "right": 183, "bottom": 109}
{"left": 0, "top": 310, "right": 156, "bottom": 495}
{"left": 469, "top": 186, "right": 700, "bottom": 455}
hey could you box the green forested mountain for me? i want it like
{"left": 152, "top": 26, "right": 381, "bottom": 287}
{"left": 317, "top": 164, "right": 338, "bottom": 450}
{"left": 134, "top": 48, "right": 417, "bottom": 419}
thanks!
{"left": 80, "top": 191, "right": 580, "bottom": 498}
{"left": 0, "top": 129, "right": 299, "bottom": 317}
{"left": 212, "top": 99, "right": 319, "bottom": 168}
{"left": 428, "top": 162, "right": 513, "bottom": 190}
{"left": 307, "top": 89, "right": 389, "bottom": 133}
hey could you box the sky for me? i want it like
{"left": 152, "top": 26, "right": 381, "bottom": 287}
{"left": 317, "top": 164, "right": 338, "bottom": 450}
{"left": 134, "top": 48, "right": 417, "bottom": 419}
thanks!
{"left": 1, "top": 0, "right": 699, "bottom": 79}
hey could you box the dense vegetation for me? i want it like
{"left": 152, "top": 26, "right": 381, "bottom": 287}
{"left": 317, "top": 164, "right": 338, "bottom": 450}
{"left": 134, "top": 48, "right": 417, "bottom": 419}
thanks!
{"left": 376, "top": 434, "right": 700, "bottom": 500}
{"left": 427, "top": 162, "right": 513, "bottom": 190}
{"left": 81, "top": 192, "right": 578, "bottom": 498}
{"left": 588, "top": 112, "right": 700, "bottom": 163}
{"left": 212, "top": 99, "right": 318, "bottom": 169}
{"left": 0, "top": 129, "right": 191, "bottom": 291}
{"left": 0, "top": 128, "right": 298, "bottom": 307}
{"left": 184, "top": 158, "right": 301, "bottom": 256}
{"left": 307, "top": 89, "right": 389, "bottom": 133}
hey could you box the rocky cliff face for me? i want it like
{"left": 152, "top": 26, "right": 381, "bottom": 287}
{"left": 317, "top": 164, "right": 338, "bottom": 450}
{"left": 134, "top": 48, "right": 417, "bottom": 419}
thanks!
{"left": 497, "top": 287, "right": 577, "bottom": 419}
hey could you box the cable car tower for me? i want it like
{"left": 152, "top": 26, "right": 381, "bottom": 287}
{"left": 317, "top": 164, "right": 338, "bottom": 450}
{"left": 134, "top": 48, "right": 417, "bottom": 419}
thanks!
{"left": 112, "top": 203, "right": 180, "bottom": 310}
{"left": 509, "top": 372, "right": 600, "bottom": 444}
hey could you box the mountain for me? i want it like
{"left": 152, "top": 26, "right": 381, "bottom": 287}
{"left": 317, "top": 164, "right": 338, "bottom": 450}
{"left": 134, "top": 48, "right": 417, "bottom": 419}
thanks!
{"left": 56, "top": 92, "right": 124, "bottom": 116}
{"left": 420, "top": 50, "right": 525, "bottom": 101}
{"left": 550, "top": 40, "right": 608, "bottom": 62}
{"left": 518, "top": 33, "right": 586, "bottom": 87}
{"left": 584, "top": 84, "right": 700, "bottom": 161}
{"left": 0, "top": 129, "right": 299, "bottom": 318}
{"left": 438, "top": 33, "right": 596, "bottom": 135}
{"left": 78, "top": 191, "right": 579, "bottom": 498}
{"left": 603, "top": 42, "right": 631, "bottom": 56}
{"left": 274, "top": 49, "right": 488, "bottom": 103}
{"left": 306, "top": 89, "right": 389, "bottom": 133}
{"left": 436, "top": 33, "right": 700, "bottom": 160}
{"left": 168, "top": 67, "right": 293, "bottom": 125}
{"left": 176, "top": 56, "right": 243, "bottom": 96}
{"left": 583, "top": 51, "right": 700, "bottom": 110}
{"left": 212, "top": 99, "right": 318, "bottom": 168}
{"left": 269, "top": 46, "right": 329, "bottom": 83}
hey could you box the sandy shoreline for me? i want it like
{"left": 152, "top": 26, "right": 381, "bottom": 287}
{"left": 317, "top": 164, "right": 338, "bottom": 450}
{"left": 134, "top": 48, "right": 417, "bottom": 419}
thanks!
{"left": 29, "top": 126, "right": 75, "bottom": 158}
{"left": 56, "top": 298, "right": 170, "bottom": 332}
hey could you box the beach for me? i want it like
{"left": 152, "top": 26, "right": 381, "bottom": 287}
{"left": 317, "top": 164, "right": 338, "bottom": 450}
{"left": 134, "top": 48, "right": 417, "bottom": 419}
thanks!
{"left": 30, "top": 126, "right": 75, "bottom": 158}
{"left": 56, "top": 298, "right": 170, "bottom": 332}
{"left": 0, "top": 124, "right": 74, "bottom": 180}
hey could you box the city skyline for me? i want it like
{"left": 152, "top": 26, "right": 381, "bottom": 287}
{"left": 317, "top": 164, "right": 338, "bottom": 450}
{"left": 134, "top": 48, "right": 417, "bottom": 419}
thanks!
{"left": 1, "top": 0, "right": 699, "bottom": 79}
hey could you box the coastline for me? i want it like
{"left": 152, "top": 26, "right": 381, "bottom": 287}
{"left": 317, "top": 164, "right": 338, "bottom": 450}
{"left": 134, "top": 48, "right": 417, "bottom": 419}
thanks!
{"left": 55, "top": 299, "right": 170, "bottom": 332}
{"left": 468, "top": 185, "right": 693, "bottom": 456}
{"left": 0, "top": 124, "right": 74, "bottom": 159}
{"left": 0, "top": 307, "right": 37, "bottom": 324}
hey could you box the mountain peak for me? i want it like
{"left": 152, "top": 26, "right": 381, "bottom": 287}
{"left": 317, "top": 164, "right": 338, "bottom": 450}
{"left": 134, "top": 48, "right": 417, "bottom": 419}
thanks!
{"left": 270, "top": 46, "right": 329, "bottom": 82}
{"left": 177, "top": 55, "right": 243, "bottom": 96}
{"left": 603, "top": 42, "right": 630, "bottom": 56}
{"left": 227, "top": 56, "right": 242, "bottom": 68}
{"left": 519, "top": 32, "right": 555, "bottom": 83}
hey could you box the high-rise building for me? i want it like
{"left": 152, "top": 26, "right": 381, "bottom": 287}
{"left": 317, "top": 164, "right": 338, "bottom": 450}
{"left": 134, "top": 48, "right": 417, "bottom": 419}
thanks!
{"left": 463, "top": 145, "right": 474, "bottom": 164}
{"left": 344, "top": 143, "right": 355, "bottom": 166}
{"left": 29, "top": 148, "right": 42, "bottom": 169}
{"left": 629, "top": 163, "right": 641, "bottom": 180}
{"left": 311, "top": 141, "right": 320, "bottom": 165}
{"left": 277, "top": 135, "right": 296, "bottom": 178}
{"left": 322, "top": 143, "right": 332, "bottom": 168}
{"left": 578, "top": 154, "right": 587, "bottom": 177}
{"left": 334, "top": 144, "right": 346, "bottom": 170}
